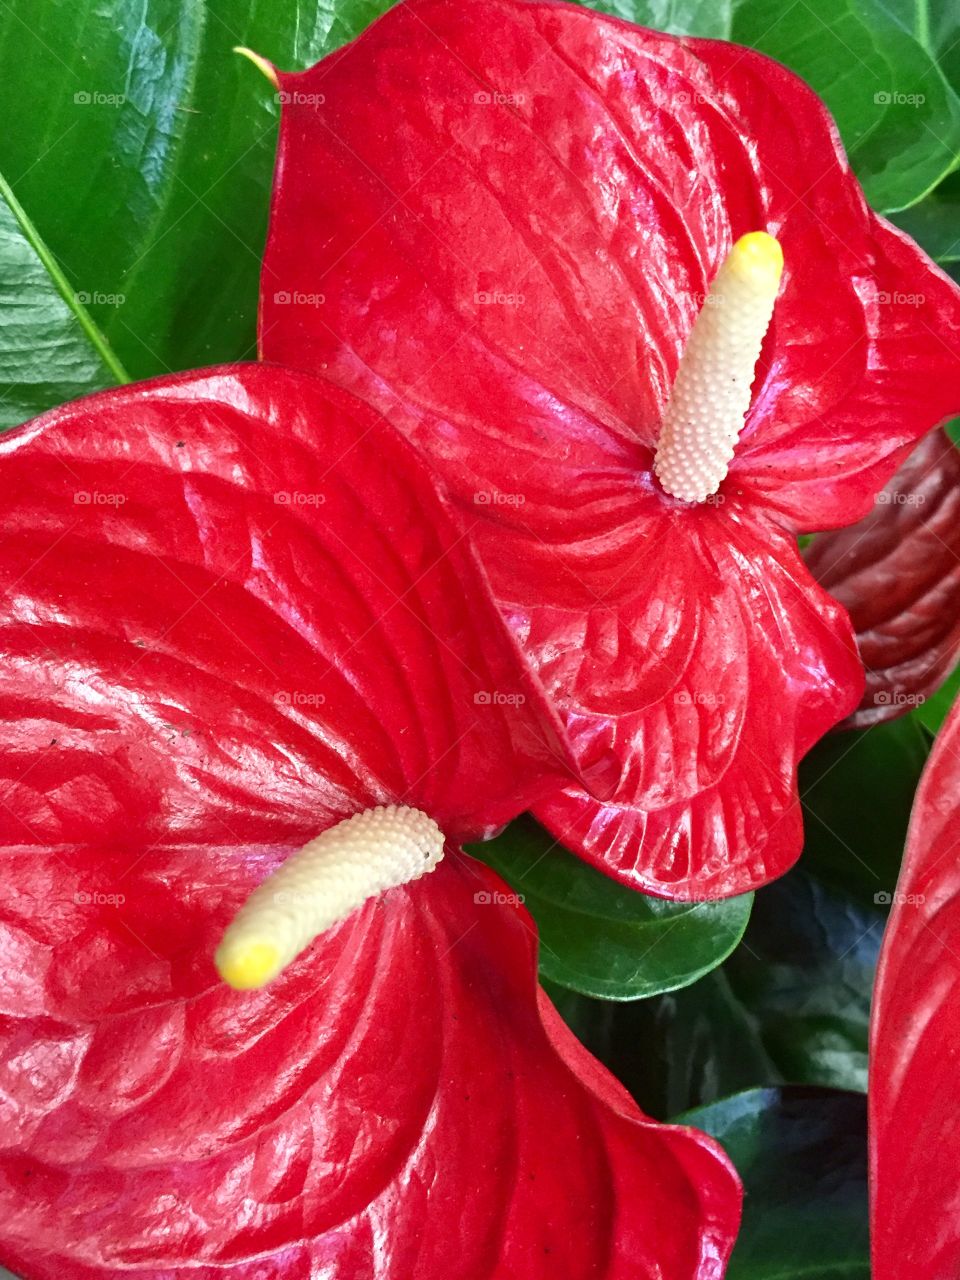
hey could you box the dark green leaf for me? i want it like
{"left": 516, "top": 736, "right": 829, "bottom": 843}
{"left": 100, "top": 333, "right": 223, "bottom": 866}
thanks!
{"left": 0, "top": 171, "right": 127, "bottom": 426}
{"left": 891, "top": 172, "right": 960, "bottom": 264}
{"left": 547, "top": 969, "right": 780, "bottom": 1119}
{"left": 0, "top": 0, "right": 393, "bottom": 412}
{"left": 681, "top": 1087, "right": 869, "bottom": 1279}
{"left": 725, "top": 870, "right": 882, "bottom": 1093}
{"left": 798, "top": 716, "right": 929, "bottom": 907}
{"left": 730, "top": 0, "right": 960, "bottom": 212}
{"left": 471, "top": 817, "right": 752, "bottom": 999}
{"left": 547, "top": 864, "right": 880, "bottom": 1115}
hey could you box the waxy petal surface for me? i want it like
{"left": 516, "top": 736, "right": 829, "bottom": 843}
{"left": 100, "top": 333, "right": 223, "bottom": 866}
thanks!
{"left": 0, "top": 364, "right": 573, "bottom": 847}
{"left": 806, "top": 429, "right": 960, "bottom": 729}
{"left": 530, "top": 514, "right": 862, "bottom": 896}
{"left": 259, "top": 0, "right": 960, "bottom": 531}
{"left": 0, "top": 844, "right": 739, "bottom": 1280}
{"left": 259, "top": 0, "right": 960, "bottom": 895}
{"left": 0, "top": 366, "right": 740, "bottom": 1278}
{"left": 870, "top": 700, "right": 960, "bottom": 1277}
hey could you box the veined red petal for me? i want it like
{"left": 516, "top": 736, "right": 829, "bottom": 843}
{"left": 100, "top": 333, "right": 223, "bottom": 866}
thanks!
{"left": 258, "top": 0, "right": 956, "bottom": 894}
{"left": 0, "top": 364, "right": 574, "bottom": 847}
{"left": 0, "top": 847, "right": 740, "bottom": 1279}
{"left": 805, "top": 429, "right": 960, "bottom": 729}
{"left": 869, "top": 701, "right": 960, "bottom": 1277}
{"left": 531, "top": 515, "right": 863, "bottom": 897}
{"left": 0, "top": 366, "right": 739, "bottom": 1275}
{"left": 259, "top": 0, "right": 960, "bottom": 532}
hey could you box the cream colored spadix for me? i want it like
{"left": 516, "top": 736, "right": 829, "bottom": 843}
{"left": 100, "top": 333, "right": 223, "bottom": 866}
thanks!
{"left": 654, "top": 231, "right": 784, "bottom": 504}
{"left": 215, "top": 805, "right": 444, "bottom": 990}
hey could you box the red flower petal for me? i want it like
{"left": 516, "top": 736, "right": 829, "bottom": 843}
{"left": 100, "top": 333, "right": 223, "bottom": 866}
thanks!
{"left": 0, "top": 366, "right": 740, "bottom": 1275}
{"left": 258, "top": 0, "right": 960, "bottom": 895}
{"left": 530, "top": 514, "right": 862, "bottom": 896}
{"left": 869, "top": 700, "right": 960, "bottom": 1277}
{"left": 805, "top": 429, "right": 960, "bottom": 729}
{"left": 259, "top": 0, "right": 960, "bottom": 533}
{"left": 0, "top": 364, "right": 573, "bottom": 846}
{"left": 0, "top": 847, "right": 739, "bottom": 1279}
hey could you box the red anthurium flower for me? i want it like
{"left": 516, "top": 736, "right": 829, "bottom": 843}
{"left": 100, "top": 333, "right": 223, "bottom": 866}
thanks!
{"left": 870, "top": 699, "right": 960, "bottom": 1277}
{"left": 258, "top": 0, "right": 960, "bottom": 898}
{"left": 0, "top": 366, "right": 740, "bottom": 1278}
{"left": 805, "top": 428, "right": 960, "bottom": 728}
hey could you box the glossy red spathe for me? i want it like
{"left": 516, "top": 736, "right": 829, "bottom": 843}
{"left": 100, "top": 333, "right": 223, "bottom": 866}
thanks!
{"left": 869, "top": 699, "right": 960, "bottom": 1277}
{"left": 259, "top": 0, "right": 960, "bottom": 897}
{"left": 0, "top": 365, "right": 740, "bottom": 1278}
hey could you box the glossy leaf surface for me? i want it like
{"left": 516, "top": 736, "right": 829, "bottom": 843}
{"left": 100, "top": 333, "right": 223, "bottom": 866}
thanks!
{"left": 474, "top": 817, "right": 753, "bottom": 999}
{"left": 0, "top": 365, "right": 740, "bottom": 1278}
{"left": 0, "top": 0, "right": 395, "bottom": 407}
{"left": 0, "top": 174, "right": 126, "bottom": 426}
{"left": 684, "top": 1088, "right": 869, "bottom": 1280}
{"left": 870, "top": 700, "right": 960, "bottom": 1278}
{"left": 798, "top": 717, "right": 929, "bottom": 906}
{"left": 260, "top": 0, "right": 960, "bottom": 896}
{"left": 551, "top": 867, "right": 881, "bottom": 1118}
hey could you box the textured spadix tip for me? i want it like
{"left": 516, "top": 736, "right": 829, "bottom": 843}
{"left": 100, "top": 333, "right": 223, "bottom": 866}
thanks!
{"left": 728, "top": 231, "right": 784, "bottom": 290}
{"left": 233, "top": 46, "right": 279, "bottom": 89}
{"left": 653, "top": 229, "right": 784, "bottom": 504}
{"left": 216, "top": 939, "right": 282, "bottom": 991}
{"left": 215, "top": 805, "right": 445, "bottom": 992}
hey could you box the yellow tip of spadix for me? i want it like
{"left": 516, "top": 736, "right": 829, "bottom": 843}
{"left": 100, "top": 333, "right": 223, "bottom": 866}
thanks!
{"left": 233, "top": 47, "right": 280, "bottom": 89}
{"left": 215, "top": 938, "right": 281, "bottom": 990}
{"left": 728, "top": 231, "right": 784, "bottom": 289}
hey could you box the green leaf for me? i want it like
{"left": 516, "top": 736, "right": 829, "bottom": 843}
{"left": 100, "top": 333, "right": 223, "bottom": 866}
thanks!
{"left": 583, "top": 0, "right": 732, "bottom": 37}
{"left": 0, "top": 0, "right": 394, "bottom": 413}
{"left": 730, "top": 0, "right": 960, "bottom": 212}
{"left": 681, "top": 1088, "right": 869, "bottom": 1280}
{"left": 470, "top": 817, "right": 752, "bottom": 1000}
{"left": 547, "top": 969, "right": 780, "bottom": 1119}
{"left": 725, "top": 870, "right": 882, "bottom": 1093}
{"left": 0, "top": 170, "right": 128, "bottom": 427}
{"left": 547, "top": 864, "right": 880, "bottom": 1115}
{"left": 890, "top": 167, "right": 960, "bottom": 277}
{"left": 798, "top": 716, "right": 929, "bottom": 907}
